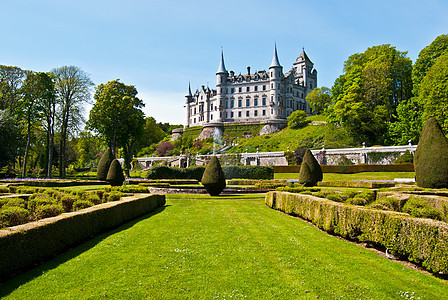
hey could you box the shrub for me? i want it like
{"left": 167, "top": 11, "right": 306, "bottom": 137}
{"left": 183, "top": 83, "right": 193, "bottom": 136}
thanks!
{"left": 33, "top": 204, "right": 64, "bottom": 220}
{"left": 97, "top": 148, "right": 114, "bottom": 181}
{"left": 28, "top": 196, "right": 56, "bottom": 212}
{"left": 0, "top": 198, "right": 26, "bottom": 209}
{"left": 299, "top": 149, "right": 322, "bottom": 187}
{"left": 222, "top": 165, "right": 273, "bottom": 180}
{"left": 276, "top": 186, "right": 320, "bottom": 194}
{"left": 402, "top": 197, "right": 443, "bottom": 220}
{"left": 155, "top": 141, "right": 175, "bottom": 156}
{"left": 139, "top": 182, "right": 171, "bottom": 187}
{"left": 369, "top": 197, "right": 401, "bottom": 212}
{"left": 73, "top": 200, "right": 94, "bottom": 211}
{"left": 352, "top": 190, "right": 376, "bottom": 206}
{"left": 83, "top": 192, "right": 102, "bottom": 205}
{"left": 106, "top": 159, "right": 125, "bottom": 186}
{"left": 395, "top": 150, "right": 414, "bottom": 164}
{"left": 104, "top": 191, "right": 122, "bottom": 202}
{"left": 287, "top": 110, "right": 308, "bottom": 129}
{"left": 326, "top": 193, "right": 345, "bottom": 203}
{"left": 60, "top": 195, "right": 77, "bottom": 212}
{"left": 0, "top": 206, "right": 29, "bottom": 227}
{"left": 414, "top": 117, "right": 448, "bottom": 188}
{"left": 0, "top": 186, "right": 9, "bottom": 193}
{"left": 293, "top": 148, "right": 307, "bottom": 165}
{"left": 201, "top": 156, "right": 226, "bottom": 196}
{"left": 15, "top": 187, "right": 42, "bottom": 194}
{"left": 146, "top": 166, "right": 205, "bottom": 181}
{"left": 256, "top": 182, "right": 287, "bottom": 189}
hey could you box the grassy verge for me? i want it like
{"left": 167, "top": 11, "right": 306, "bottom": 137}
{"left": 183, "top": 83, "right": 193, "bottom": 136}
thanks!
{"left": 1, "top": 194, "right": 446, "bottom": 299}
{"left": 275, "top": 171, "right": 415, "bottom": 181}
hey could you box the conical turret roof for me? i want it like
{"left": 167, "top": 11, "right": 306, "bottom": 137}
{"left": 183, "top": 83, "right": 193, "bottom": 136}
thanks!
{"left": 217, "top": 49, "right": 227, "bottom": 73}
{"left": 270, "top": 43, "right": 281, "bottom": 68}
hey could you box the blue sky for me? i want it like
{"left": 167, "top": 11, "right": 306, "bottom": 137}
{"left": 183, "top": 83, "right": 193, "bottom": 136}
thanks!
{"left": 1, "top": 0, "right": 447, "bottom": 124}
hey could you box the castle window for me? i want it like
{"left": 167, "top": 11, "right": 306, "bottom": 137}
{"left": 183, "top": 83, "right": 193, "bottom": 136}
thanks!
{"left": 194, "top": 118, "right": 196, "bottom": 123}
{"left": 310, "top": 83, "right": 313, "bottom": 89}
{"left": 211, "top": 114, "right": 213, "bottom": 120}
{"left": 194, "top": 108, "right": 196, "bottom": 114}
{"left": 225, "top": 112, "right": 228, "bottom": 118}
{"left": 226, "top": 101, "right": 229, "bottom": 108}
{"left": 246, "top": 99, "right": 250, "bottom": 106}
{"left": 231, "top": 100, "right": 234, "bottom": 108}
{"left": 262, "top": 98, "right": 266, "bottom": 106}
{"left": 254, "top": 110, "right": 258, "bottom": 117}
{"left": 246, "top": 86, "right": 250, "bottom": 92}
{"left": 246, "top": 111, "right": 249, "bottom": 117}
{"left": 254, "top": 86, "right": 258, "bottom": 91}
{"left": 238, "top": 111, "right": 242, "bottom": 117}
{"left": 238, "top": 99, "right": 242, "bottom": 107}
{"left": 220, "top": 112, "right": 222, "bottom": 118}
{"left": 239, "top": 87, "right": 242, "bottom": 93}
{"left": 211, "top": 103, "right": 213, "bottom": 110}
{"left": 254, "top": 98, "right": 258, "bottom": 106}
{"left": 262, "top": 110, "right": 266, "bottom": 116}
{"left": 231, "top": 88, "right": 235, "bottom": 93}
{"left": 231, "top": 112, "right": 234, "bottom": 118}
{"left": 271, "top": 83, "right": 273, "bottom": 88}
{"left": 287, "top": 87, "right": 290, "bottom": 93}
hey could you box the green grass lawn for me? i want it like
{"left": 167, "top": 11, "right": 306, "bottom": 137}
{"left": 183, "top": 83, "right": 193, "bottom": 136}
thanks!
{"left": 1, "top": 194, "right": 446, "bottom": 299}
{"left": 275, "top": 171, "right": 415, "bottom": 181}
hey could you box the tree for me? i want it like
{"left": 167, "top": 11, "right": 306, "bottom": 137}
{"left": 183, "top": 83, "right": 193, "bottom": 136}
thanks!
{"left": 305, "top": 86, "right": 332, "bottom": 114}
{"left": 287, "top": 110, "right": 308, "bottom": 129}
{"left": 87, "top": 79, "right": 145, "bottom": 177}
{"left": 412, "top": 34, "right": 448, "bottom": 98}
{"left": 0, "top": 109, "right": 20, "bottom": 171}
{"left": 328, "top": 44, "right": 412, "bottom": 145}
{"left": 414, "top": 117, "right": 448, "bottom": 188}
{"left": 0, "top": 65, "right": 26, "bottom": 111}
{"left": 417, "top": 52, "right": 448, "bottom": 133}
{"left": 53, "top": 66, "right": 93, "bottom": 178}
{"left": 19, "top": 72, "right": 54, "bottom": 178}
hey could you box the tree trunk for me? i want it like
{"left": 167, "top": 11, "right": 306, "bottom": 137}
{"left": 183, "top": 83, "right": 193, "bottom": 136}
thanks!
{"left": 21, "top": 118, "right": 32, "bottom": 178}
{"left": 123, "top": 144, "right": 132, "bottom": 178}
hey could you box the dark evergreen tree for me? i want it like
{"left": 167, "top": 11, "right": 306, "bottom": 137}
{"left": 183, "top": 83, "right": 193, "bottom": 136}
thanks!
{"left": 106, "top": 159, "right": 125, "bottom": 186}
{"left": 97, "top": 148, "right": 114, "bottom": 181}
{"left": 201, "top": 156, "right": 226, "bottom": 196}
{"left": 414, "top": 117, "right": 448, "bottom": 188}
{"left": 299, "top": 149, "right": 323, "bottom": 186}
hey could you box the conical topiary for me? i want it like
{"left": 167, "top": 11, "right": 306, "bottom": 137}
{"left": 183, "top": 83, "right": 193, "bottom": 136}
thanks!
{"left": 415, "top": 117, "right": 448, "bottom": 188}
{"left": 299, "top": 149, "right": 323, "bottom": 187}
{"left": 106, "top": 159, "right": 125, "bottom": 186}
{"left": 201, "top": 156, "right": 226, "bottom": 196}
{"left": 97, "top": 148, "right": 114, "bottom": 181}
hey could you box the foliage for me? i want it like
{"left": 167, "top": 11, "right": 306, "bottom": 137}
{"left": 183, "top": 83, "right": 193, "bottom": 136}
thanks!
{"left": 222, "top": 165, "right": 274, "bottom": 180}
{"left": 73, "top": 200, "right": 94, "bottom": 211}
{"left": 287, "top": 110, "right": 308, "bottom": 129}
{"left": 418, "top": 52, "right": 448, "bottom": 133}
{"left": 328, "top": 44, "right": 412, "bottom": 145}
{"left": 33, "top": 203, "right": 64, "bottom": 219}
{"left": 155, "top": 141, "right": 175, "bottom": 156}
{"left": 414, "top": 117, "right": 448, "bottom": 188}
{"left": 292, "top": 147, "right": 306, "bottom": 165}
{"left": 0, "top": 206, "right": 29, "bottom": 227}
{"left": 201, "top": 156, "right": 226, "bottom": 196}
{"left": 394, "top": 150, "right": 413, "bottom": 164}
{"left": 299, "top": 149, "right": 322, "bottom": 186}
{"left": 0, "top": 109, "right": 20, "bottom": 169}
{"left": 305, "top": 86, "right": 332, "bottom": 114}
{"left": 97, "top": 148, "right": 114, "bottom": 181}
{"left": 146, "top": 166, "right": 205, "bottom": 181}
{"left": 106, "top": 159, "right": 125, "bottom": 186}
{"left": 402, "top": 197, "right": 443, "bottom": 221}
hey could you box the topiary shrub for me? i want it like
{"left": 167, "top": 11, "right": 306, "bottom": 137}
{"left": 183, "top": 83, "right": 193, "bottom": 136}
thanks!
{"left": 402, "top": 197, "right": 443, "bottom": 220}
{"left": 414, "top": 117, "right": 448, "bottom": 188}
{"left": 0, "top": 206, "right": 30, "bottom": 228}
{"left": 395, "top": 150, "right": 414, "bottom": 164}
{"left": 97, "top": 148, "right": 114, "bottom": 181}
{"left": 33, "top": 204, "right": 64, "bottom": 220}
{"left": 201, "top": 156, "right": 226, "bottom": 196}
{"left": 299, "top": 149, "right": 323, "bottom": 187}
{"left": 106, "top": 159, "right": 125, "bottom": 186}
{"left": 60, "top": 194, "right": 77, "bottom": 212}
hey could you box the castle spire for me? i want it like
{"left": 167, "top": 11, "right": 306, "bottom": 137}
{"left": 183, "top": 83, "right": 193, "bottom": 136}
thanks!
{"left": 187, "top": 81, "right": 192, "bottom": 97}
{"left": 217, "top": 49, "right": 227, "bottom": 74}
{"left": 270, "top": 43, "right": 281, "bottom": 68}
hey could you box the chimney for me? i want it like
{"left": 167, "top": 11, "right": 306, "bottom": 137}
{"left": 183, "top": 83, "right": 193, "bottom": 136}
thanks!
{"left": 247, "top": 66, "right": 251, "bottom": 75}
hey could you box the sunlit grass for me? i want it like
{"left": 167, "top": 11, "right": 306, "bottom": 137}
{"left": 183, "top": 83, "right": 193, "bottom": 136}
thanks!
{"left": 1, "top": 194, "right": 446, "bottom": 299}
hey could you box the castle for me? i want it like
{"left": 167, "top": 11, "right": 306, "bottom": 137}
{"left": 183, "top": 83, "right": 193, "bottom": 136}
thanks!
{"left": 184, "top": 45, "right": 317, "bottom": 136}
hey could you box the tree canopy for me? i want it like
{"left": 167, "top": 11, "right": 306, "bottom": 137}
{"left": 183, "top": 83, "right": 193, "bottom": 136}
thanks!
{"left": 305, "top": 86, "right": 332, "bottom": 114}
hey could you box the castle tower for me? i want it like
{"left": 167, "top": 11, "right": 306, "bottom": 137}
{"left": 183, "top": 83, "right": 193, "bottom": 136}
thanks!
{"left": 215, "top": 49, "right": 228, "bottom": 122}
{"left": 269, "top": 44, "right": 283, "bottom": 119}
{"left": 184, "top": 82, "right": 193, "bottom": 127}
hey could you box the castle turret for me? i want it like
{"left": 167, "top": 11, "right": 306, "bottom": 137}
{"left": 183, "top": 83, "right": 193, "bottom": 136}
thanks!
{"left": 269, "top": 44, "right": 283, "bottom": 119}
{"left": 184, "top": 82, "right": 193, "bottom": 127}
{"left": 216, "top": 49, "right": 228, "bottom": 122}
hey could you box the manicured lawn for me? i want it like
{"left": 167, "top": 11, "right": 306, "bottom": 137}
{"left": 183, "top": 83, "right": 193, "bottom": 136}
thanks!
{"left": 275, "top": 171, "right": 415, "bottom": 181}
{"left": 1, "top": 194, "right": 447, "bottom": 299}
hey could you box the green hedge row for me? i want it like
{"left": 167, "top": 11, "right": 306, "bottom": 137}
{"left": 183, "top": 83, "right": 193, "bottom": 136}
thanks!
{"left": 273, "top": 163, "right": 415, "bottom": 174}
{"left": 146, "top": 165, "right": 274, "bottom": 181}
{"left": 0, "top": 194, "right": 165, "bottom": 280}
{"left": 318, "top": 181, "right": 396, "bottom": 188}
{"left": 265, "top": 191, "right": 448, "bottom": 274}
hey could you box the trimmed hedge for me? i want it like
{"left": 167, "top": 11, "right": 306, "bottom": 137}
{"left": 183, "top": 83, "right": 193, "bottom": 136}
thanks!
{"left": 222, "top": 166, "right": 274, "bottom": 180}
{"left": 273, "top": 163, "right": 414, "bottom": 174}
{"left": 318, "top": 181, "right": 396, "bottom": 188}
{"left": 0, "top": 194, "right": 166, "bottom": 280}
{"left": 266, "top": 191, "right": 448, "bottom": 274}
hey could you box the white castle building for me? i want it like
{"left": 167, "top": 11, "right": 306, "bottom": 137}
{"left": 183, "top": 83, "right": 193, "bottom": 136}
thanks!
{"left": 184, "top": 45, "right": 317, "bottom": 131}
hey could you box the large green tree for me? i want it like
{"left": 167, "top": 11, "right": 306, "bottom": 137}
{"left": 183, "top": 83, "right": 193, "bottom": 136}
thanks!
{"left": 0, "top": 65, "right": 26, "bottom": 111}
{"left": 52, "top": 66, "right": 93, "bottom": 178}
{"left": 327, "top": 44, "right": 412, "bottom": 145}
{"left": 87, "top": 79, "right": 145, "bottom": 177}
{"left": 305, "top": 86, "right": 332, "bottom": 114}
